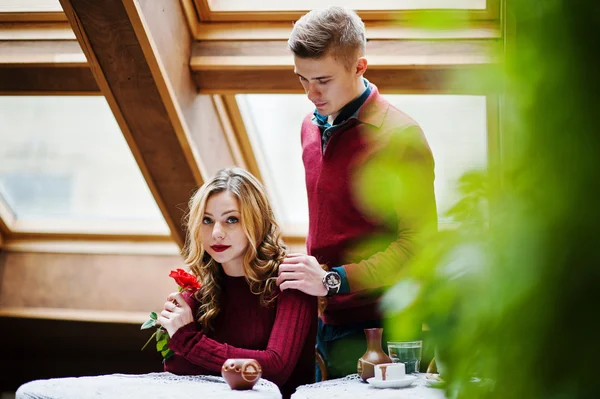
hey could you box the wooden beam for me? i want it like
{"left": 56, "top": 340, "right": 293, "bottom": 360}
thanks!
{"left": 0, "top": 40, "right": 84, "bottom": 64}
{"left": 487, "top": 0, "right": 501, "bottom": 21}
{"left": 194, "top": 20, "right": 501, "bottom": 41}
{"left": 0, "top": 22, "right": 75, "bottom": 40}
{"left": 192, "top": 39, "right": 494, "bottom": 62}
{"left": 7, "top": 218, "right": 169, "bottom": 237}
{"left": 1, "top": 237, "right": 179, "bottom": 255}
{"left": 57, "top": 0, "right": 233, "bottom": 247}
{"left": 0, "top": 40, "right": 99, "bottom": 93}
{"left": 193, "top": 67, "right": 494, "bottom": 94}
{"left": 0, "top": 11, "right": 66, "bottom": 22}
{"left": 192, "top": 0, "right": 211, "bottom": 22}
{"left": 191, "top": 39, "right": 498, "bottom": 94}
{"left": 0, "top": 66, "right": 98, "bottom": 94}
{"left": 124, "top": 0, "right": 238, "bottom": 177}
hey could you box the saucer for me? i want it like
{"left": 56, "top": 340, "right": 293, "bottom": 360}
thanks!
{"left": 425, "top": 373, "right": 444, "bottom": 387}
{"left": 367, "top": 375, "right": 418, "bottom": 389}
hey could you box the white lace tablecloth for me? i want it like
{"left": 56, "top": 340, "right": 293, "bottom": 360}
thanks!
{"left": 291, "top": 374, "right": 445, "bottom": 399}
{"left": 16, "top": 372, "right": 281, "bottom": 399}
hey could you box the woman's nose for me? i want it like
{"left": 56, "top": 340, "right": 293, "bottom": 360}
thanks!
{"left": 213, "top": 222, "right": 225, "bottom": 240}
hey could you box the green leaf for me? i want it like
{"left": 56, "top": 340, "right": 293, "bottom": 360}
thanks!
{"left": 141, "top": 331, "right": 157, "bottom": 351}
{"left": 162, "top": 349, "right": 174, "bottom": 361}
{"left": 150, "top": 312, "right": 158, "bottom": 320}
{"left": 156, "top": 328, "right": 166, "bottom": 341}
{"left": 156, "top": 337, "right": 170, "bottom": 351}
{"left": 140, "top": 319, "right": 156, "bottom": 330}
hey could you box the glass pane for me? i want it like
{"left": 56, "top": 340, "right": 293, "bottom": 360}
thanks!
{"left": 237, "top": 94, "right": 487, "bottom": 227}
{"left": 0, "top": 96, "right": 169, "bottom": 233}
{"left": 237, "top": 95, "right": 311, "bottom": 228}
{"left": 208, "top": 0, "right": 486, "bottom": 12}
{"left": 0, "top": 0, "right": 62, "bottom": 12}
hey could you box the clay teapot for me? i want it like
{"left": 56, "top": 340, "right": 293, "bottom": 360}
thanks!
{"left": 357, "top": 328, "right": 392, "bottom": 381}
{"left": 221, "top": 358, "right": 262, "bottom": 390}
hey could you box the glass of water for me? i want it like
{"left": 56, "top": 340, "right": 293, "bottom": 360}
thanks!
{"left": 387, "top": 340, "right": 423, "bottom": 374}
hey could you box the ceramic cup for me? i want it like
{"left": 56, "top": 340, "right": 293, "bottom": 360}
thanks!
{"left": 221, "top": 358, "right": 262, "bottom": 390}
{"left": 374, "top": 362, "right": 406, "bottom": 381}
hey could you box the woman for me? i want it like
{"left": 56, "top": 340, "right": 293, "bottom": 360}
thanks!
{"left": 158, "top": 168, "right": 317, "bottom": 398}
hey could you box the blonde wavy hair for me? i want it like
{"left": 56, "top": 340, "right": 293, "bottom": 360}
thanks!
{"left": 182, "top": 168, "right": 287, "bottom": 332}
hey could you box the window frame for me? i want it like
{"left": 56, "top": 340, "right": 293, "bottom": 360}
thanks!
{"left": 191, "top": 0, "right": 500, "bottom": 22}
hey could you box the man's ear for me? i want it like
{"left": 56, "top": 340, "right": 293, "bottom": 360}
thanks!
{"left": 356, "top": 57, "right": 368, "bottom": 76}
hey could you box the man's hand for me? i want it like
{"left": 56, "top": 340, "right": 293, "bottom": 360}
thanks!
{"left": 277, "top": 253, "right": 328, "bottom": 297}
{"left": 158, "top": 292, "right": 194, "bottom": 337}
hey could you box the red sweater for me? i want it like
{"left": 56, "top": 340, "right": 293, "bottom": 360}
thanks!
{"left": 301, "top": 83, "right": 437, "bottom": 325}
{"left": 165, "top": 275, "right": 317, "bottom": 398}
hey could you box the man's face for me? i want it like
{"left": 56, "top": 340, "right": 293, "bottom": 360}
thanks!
{"left": 294, "top": 53, "right": 365, "bottom": 120}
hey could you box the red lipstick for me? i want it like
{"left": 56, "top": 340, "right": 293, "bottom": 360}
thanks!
{"left": 211, "top": 245, "right": 230, "bottom": 252}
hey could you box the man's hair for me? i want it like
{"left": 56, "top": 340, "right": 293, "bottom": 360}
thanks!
{"left": 288, "top": 6, "right": 366, "bottom": 70}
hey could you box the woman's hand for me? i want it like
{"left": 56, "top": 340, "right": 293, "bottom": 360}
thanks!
{"left": 158, "top": 292, "right": 194, "bottom": 338}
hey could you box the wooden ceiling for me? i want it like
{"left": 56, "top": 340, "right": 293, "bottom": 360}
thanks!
{"left": 0, "top": 0, "right": 502, "bottom": 250}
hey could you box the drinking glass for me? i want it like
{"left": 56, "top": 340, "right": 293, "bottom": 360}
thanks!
{"left": 387, "top": 340, "right": 423, "bottom": 374}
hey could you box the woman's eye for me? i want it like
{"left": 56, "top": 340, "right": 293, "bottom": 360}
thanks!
{"left": 227, "top": 217, "right": 239, "bottom": 224}
{"left": 202, "top": 217, "right": 213, "bottom": 224}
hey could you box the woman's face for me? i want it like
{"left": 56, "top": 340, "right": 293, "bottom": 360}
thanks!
{"left": 201, "top": 190, "right": 249, "bottom": 276}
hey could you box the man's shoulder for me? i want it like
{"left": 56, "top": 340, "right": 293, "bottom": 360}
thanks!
{"left": 363, "top": 92, "right": 431, "bottom": 154}
{"left": 300, "top": 112, "right": 317, "bottom": 132}
{"left": 359, "top": 88, "right": 420, "bottom": 132}
{"left": 380, "top": 99, "right": 420, "bottom": 131}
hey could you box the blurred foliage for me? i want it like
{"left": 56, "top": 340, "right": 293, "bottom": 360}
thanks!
{"left": 381, "top": 1, "right": 600, "bottom": 398}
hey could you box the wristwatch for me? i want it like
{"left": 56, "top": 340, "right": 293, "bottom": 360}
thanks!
{"left": 322, "top": 270, "right": 342, "bottom": 297}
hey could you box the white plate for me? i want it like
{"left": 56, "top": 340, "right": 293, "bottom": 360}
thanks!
{"left": 367, "top": 375, "right": 418, "bottom": 389}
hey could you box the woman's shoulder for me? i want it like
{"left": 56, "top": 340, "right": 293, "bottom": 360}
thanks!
{"left": 277, "top": 287, "right": 318, "bottom": 306}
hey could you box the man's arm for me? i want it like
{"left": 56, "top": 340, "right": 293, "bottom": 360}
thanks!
{"left": 340, "top": 125, "right": 437, "bottom": 291}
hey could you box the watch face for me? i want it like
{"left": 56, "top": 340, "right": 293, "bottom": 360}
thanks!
{"left": 325, "top": 272, "right": 341, "bottom": 287}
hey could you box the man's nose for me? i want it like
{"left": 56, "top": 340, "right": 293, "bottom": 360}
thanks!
{"left": 307, "top": 82, "right": 320, "bottom": 98}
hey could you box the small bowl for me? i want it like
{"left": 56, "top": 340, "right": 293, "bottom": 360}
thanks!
{"left": 221, "top": 359, "right": 262, "bottom": 390}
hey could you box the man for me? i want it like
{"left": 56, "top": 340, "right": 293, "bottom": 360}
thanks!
{"left": 277, "top": 6, "right": 437, "bottom": 379}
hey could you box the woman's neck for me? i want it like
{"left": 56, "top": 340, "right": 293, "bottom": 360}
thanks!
{"left": 221, "top": 261, "right": 245, "bottom": 277}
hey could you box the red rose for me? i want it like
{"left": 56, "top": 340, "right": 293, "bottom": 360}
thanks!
{"left": 169, "top": 268, "right": 201, "bottom": 291}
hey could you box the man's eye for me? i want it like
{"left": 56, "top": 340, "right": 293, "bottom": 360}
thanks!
{"left": 227, "top": 217, "right": 239, "bottom": 224}
{"left": 319, "top": 80, "right": 330, "bottom": 85}
{"left": 202, "top": 217, "right": 213, "bottom": 224}
{"left": 299, "top": 76, "right": 307, "bottom": 81}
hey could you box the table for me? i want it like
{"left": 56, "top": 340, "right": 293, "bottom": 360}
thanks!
{"left": 16, "top": 372, "right": 281, "bottom": 399}
{"left": 291, "top": 374, "right": 445, "bottom": 399}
